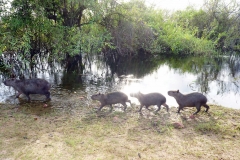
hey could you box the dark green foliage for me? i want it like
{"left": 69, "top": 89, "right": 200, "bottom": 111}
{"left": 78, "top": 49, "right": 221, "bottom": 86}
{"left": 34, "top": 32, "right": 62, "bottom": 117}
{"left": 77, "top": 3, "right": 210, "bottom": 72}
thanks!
{"left": 0, "top": 0, "right": 239, "bottom": 75}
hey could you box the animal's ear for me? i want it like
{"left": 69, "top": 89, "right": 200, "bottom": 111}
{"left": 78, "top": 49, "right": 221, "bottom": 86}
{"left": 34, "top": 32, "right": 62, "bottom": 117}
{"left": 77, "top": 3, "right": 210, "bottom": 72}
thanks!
{"left": 177, "top": 90, "right": 179, "bottom": 93}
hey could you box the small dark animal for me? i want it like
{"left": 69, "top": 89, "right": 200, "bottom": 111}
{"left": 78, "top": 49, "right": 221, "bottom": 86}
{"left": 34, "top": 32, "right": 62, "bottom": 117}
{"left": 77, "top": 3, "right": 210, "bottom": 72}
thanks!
{"left": 3, "top": 78, "right": 51, "bottom": 101}
{"left": 91, "top": 91, "right": 131, "bottom": 111}
{"left": 130, "top": 92, "right": 169, "bottom": 112}
{"left": 168, "top": 90, "right": 209, "bottom": 115}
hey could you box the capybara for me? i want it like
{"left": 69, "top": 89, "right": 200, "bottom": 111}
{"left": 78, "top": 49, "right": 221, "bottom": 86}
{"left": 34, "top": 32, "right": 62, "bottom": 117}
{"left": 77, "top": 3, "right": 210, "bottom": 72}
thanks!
{"left": 130, "top": 92, "right": 169, "bottom": 112}
{"left": 3, "top": 78, "right": 51, "bottom": 101}
{"left": 91, "top": 91, "right": 131, "bottom": 111}
{"left": 168, "top": 90, "right": 209, "bottom": 115}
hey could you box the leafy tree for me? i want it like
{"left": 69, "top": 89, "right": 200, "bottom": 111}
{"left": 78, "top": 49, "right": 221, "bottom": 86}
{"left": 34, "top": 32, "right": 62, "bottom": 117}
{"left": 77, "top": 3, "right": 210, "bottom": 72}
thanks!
{"left": 0, "top": 0, "right": 113, "bottom": 59}
{"left": 202, "top": 0, "right": 240, "bottom": 50}
{"left": 101, "top": 0, "right": 156, "bottom": 55}
{"left": 186, "top": 0, "right": 240, "bottom": 51}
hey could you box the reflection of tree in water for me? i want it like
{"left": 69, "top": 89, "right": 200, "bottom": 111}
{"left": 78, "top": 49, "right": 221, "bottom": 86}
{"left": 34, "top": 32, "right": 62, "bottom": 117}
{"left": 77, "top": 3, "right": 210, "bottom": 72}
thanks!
{"left": 83, "top": 55, "right": 117, "bottom": 88}
{"left": 103, "top": 53, "right": 240, "bottom": 96}
{"left": 216, "top": 55, "right": 240, "bottom": 95}
{"left": 104, "top": 53, "right": 164, "bottom": 78}
{"left": 59, "top": 53, "right": 84, "bottom": 90}
{"left": 229, "top": 55, "right": 240, "bottom": 77}
{"left": 59, "top": 71, "right": 83, "bottom": 91}
{"left": 1, "top": 52, "right": 86, "bottom": 90}
{"left": 166, "top": 55, "right": 240, "bottom": 95}
{"left": 1, "top": 53, "right": 55, "bottom": 79}
{"left": 2, "top": 50, "right": 240, "bottom": 97}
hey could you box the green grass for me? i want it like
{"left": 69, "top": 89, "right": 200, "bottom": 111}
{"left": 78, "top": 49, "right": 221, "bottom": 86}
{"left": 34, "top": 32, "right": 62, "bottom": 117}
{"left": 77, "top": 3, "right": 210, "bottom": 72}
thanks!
{"left": 194, "top": 121, "right": 222, "bottom": 134}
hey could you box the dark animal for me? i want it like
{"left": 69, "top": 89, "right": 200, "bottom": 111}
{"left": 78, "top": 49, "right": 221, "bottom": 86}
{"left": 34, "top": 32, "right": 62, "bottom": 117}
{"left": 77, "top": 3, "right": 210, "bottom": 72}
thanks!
{"left": 130, "top": 92, "right": 169, "bottom": 112}
{"left": 168, "top": 90, "right": 209, "bottom": 115}
{"left": 3, "top": 78, "right": 51, "bottom": 101}
{"left": 91, "top": 92, "right": 131, "bottom": 111}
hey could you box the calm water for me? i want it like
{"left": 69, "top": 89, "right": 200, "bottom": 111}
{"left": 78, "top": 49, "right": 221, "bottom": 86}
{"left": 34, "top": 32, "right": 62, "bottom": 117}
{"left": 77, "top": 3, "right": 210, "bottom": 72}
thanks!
{"left": 0, "top": 54, "right": 240, "bottom": 109}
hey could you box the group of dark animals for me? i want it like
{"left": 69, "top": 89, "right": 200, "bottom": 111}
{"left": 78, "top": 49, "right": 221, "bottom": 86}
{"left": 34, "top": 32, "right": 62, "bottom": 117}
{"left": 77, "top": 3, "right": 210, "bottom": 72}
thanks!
{"left": 3, "top": 78, "right": 209, "bottom": 115}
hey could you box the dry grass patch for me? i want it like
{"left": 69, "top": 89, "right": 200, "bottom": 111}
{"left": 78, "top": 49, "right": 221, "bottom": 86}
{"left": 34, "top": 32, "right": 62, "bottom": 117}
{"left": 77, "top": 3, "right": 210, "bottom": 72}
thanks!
{"left": 0, "top": 103, "right": 240, "bottom": 160}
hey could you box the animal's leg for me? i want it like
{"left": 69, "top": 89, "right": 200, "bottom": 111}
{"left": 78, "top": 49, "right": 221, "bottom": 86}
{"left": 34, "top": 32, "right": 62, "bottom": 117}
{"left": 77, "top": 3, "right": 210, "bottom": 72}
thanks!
{"left": 193, "top": 104, "right": 201, "bottom": 115}
{"left": 109, "top": 104, "right": 113, "bottom": 112}
{"left": 127, "top": 100, "right": 131, "bottom": 106}
{"left": 155, "top": 105, "right": 161, "bottom": 112}
{"left": 16, "top": 92, "right": 22, "bottom": 98}
{"left": 26, "top": 94, "right": 31, "bottom": 102}
{"left": 45, "top": 91, "right": 51, "bottom": 101}
{"left": 203, "top": 104, "right": 209, "bottom": 112}
{"left": 98, "top": 105, "right": 105, "bottom": 111}
{"left": 163, "top": 103, "right": 169, "bottom": 112}
{"left": 121, "top": 102, "right": 127, "bottom": 111}
{"left": 138, "top": 105, "right": 144, "bottom": 112}
{"left": 177, "top": 106, "right": 183, "bottom": 113}
{"left": 146, "top": 105, "right": 151, "bottom": 110}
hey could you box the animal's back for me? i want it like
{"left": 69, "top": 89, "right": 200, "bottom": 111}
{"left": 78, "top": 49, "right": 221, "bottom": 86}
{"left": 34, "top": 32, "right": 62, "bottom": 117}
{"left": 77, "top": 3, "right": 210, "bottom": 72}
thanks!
{"left": 183, "top": 92, "right": 207, "bottom": 105}
{"left": 105, "top": 92, "right": 128, "bottom": 104}
{"left": 139, "top": 93, "right": 166, "bottom": 105}
{"left": 22, "top": 78, "right": 50, "bottom": 94}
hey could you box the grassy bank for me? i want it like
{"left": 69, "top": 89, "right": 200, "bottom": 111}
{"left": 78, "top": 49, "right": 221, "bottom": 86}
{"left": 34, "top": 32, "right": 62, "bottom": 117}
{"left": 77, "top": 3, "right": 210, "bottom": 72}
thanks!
{"left": 0, "top": 101, "right": 240, "bottom": 160}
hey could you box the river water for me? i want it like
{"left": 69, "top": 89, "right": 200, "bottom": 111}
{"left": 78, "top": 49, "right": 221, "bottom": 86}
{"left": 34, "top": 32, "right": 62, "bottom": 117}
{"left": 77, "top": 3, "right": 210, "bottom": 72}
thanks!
{"left": 0, "top": 54, "right": 239, "bottom": 109}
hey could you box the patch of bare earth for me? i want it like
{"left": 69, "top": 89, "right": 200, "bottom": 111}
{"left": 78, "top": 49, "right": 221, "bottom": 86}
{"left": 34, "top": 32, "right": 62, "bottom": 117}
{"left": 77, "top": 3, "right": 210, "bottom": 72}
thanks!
{"left": 0, "top": 101, "right": 240, "bottom": 160}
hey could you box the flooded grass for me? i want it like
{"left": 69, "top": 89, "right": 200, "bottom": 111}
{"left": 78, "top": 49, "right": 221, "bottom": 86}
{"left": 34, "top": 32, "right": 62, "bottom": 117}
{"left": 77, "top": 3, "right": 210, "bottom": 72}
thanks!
{"left": 0, "top": 99, "right": 240, "bottom": 160}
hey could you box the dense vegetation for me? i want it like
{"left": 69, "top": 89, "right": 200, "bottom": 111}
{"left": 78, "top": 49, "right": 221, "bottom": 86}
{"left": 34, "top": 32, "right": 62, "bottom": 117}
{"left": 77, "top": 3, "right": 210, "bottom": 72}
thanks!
{"left": 0, "top": 0, "right": 239, "bottom": 73}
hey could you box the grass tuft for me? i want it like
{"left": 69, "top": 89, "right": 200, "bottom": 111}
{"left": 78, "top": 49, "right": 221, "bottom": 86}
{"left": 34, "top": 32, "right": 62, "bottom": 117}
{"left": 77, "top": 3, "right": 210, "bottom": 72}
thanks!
{"left": 194, "top": 121, "right": 222, "bottom": 134}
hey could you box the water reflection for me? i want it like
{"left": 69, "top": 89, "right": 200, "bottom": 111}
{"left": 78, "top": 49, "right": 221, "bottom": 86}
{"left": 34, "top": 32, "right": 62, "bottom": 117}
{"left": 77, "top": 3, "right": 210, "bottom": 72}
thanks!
{"left": 0, "top": 54, "right": 240, "bottom": 109}
{"left": 123, "top": 55, "right": 240, "bottom": 109}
